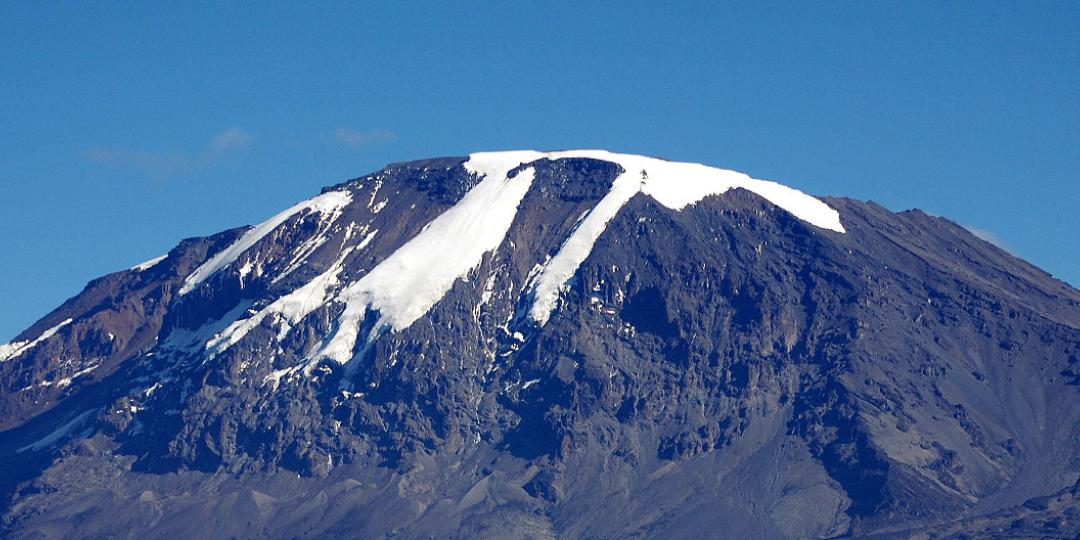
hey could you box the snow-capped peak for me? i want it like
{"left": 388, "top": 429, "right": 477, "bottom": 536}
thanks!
{"left": 304, "top": 150, "right": 844, "bottom": 364}
{"left": 163, "top": 150, "right": 844, "bottom": 365}
{"left": 463, "top": 150, "right": 844, "bottom": 324}
{"left": 469, "top": 150, "right": 843, "bottom": 232}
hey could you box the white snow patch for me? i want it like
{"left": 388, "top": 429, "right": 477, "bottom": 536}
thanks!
{"left": 131, "top": 255, "right": 167, "bottom": 272}
{"left": 480, "top": 273, "right": 497, "bottom": 306}
{"left": 263, "top": 366, "right": 299, "bottom": 389}
{"left": 178, "top": 190, "right": 353, "bottom": 296}
{"left": 0, "top": 318, "right": 73, "bottom": 363}
{"left": 237, "top": 259, "right": 255, "bottom": 287}
{"left": 313, "top": 158, "right": 537, "bottom": 364}
{"left": 511, "top": 150, "right": 844, "bottom": 325}
{"left": 143, "top": 382, "right": 163, "bottom": 397}
{"left": 219, "top": 149, "right": 842, "bottom": 364}
{"left": 274, "top": 207, "right": 362, "bottom": 284}
{"left": 356, "top": 229, "right": 378, "bottom": 250}
{"left": 367, "top": 179, "right": 384, "bottom": 208}
{"left": 206, "top": 247, "right": 356, "bottom": 355}
{"left": 160, "top": 302, "right": 252, "bottom": 353}
{"left": 40, "top": 363, "right": 100, "bottom": 389}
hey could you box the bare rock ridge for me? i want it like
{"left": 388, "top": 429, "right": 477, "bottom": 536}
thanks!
{"left": 1, "top": 151, "right": 1078, "bottom": 538}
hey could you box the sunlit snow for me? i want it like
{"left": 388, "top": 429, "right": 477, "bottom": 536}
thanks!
{"left": 130, "top": 254, "right": 167, "bottom": 272}
{"left": 177, "top": 150, "right": 842, "bottom": 367}
{"left": 178, "top": 190, "right": 353, "bottom": 296}
{"left": 206, "top": 247, "right": 356, "bottom": 355}
{"left": 520, "top": 150, "right": 844, "bottom": 324}
{"left": 307, "top": 150, "right": 845, "bottom": 364}
{"left": 314, "top": 158, "right": 537, "bottom": 364}
{"left": 0, "top": 318, "right": 72, "bottom": 363}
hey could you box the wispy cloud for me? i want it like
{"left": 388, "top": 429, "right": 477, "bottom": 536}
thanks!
{"left": 85, "top": 127, "right": 252, "bottom": 178}
{"left": 964, "top": 225, "right": 1013, "bottom": 254}
{"left": 84, "top": 147, "right": 196, "bottom": 177}
{"left": 332, "top": 127, "right": 396, "bottom": 150}
{"left": 211, "top": 127, "right": 251, "bottom": 151}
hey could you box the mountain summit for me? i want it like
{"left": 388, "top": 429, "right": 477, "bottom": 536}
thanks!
{"left": 2, "top": 151, "right": 1079, "bottom": 538}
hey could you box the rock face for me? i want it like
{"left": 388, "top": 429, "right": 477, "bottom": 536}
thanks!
{"left": 1, "top": 151, "right": 1078, "bottom": 539}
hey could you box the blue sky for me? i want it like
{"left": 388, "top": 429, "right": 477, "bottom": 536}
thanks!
{"left": 1, "top": 3, "right": 1078, "bottom": 341}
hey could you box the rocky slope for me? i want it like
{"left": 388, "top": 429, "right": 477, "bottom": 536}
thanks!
{"left": 1, "top": 151, "right": 1078, "bottom": 539}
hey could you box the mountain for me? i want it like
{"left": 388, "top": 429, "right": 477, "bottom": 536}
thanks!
{"left": 1, "top": 150, "right": 1078, "bottom": 539}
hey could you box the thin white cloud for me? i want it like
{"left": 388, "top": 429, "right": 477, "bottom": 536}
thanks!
{"left": 964, "top": 225, "right": 1013, "bottom": 254}
{"left": 211, "top": 127, "right": 251, "bottom": 151}
{"left": 84, "top": 146, "right": 196, "bottom": 177}
{"left": 333, "top": 127, "right": 396, "bottom": 150}
{"left": 86, "top": 127, "right": 252, "bottom": 177}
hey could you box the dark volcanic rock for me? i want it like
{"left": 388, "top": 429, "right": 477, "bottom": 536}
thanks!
{"left": 0, "top": 151, "right": 1078, "bottom": 539}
